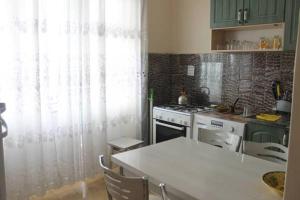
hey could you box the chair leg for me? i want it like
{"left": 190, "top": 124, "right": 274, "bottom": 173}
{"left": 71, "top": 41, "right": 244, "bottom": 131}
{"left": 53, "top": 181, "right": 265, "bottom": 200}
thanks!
{"left": 80, "top": 181, "right": 88, "bottom": 200}
{"left": 107, "top": 192, "right": 113, "bottom": 200}
{"left": 120, "top": 166, "right": 124, "bottom": 176}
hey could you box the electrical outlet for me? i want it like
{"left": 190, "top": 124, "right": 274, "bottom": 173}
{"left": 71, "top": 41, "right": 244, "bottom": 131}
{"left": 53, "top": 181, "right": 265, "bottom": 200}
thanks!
{"left": 187, "top": 65, "right": 195, "bottom": 76}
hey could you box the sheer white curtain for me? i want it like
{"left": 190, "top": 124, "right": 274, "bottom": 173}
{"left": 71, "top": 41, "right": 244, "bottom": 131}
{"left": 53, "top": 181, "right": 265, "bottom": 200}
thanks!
{"left": 0, "top": 0, "right": 146, "bottom": 199}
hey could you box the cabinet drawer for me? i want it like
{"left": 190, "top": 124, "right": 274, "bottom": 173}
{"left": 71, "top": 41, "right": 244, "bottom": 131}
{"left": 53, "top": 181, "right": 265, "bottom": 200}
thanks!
{"left": 245, "top": 123, "right": 288, "bottom": 146}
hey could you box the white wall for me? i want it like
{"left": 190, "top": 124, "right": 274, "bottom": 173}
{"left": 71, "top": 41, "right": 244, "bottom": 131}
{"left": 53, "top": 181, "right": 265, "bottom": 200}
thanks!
{"left": 148, "top": 0, "right": 211, "bottom": 54}
{"left": 148, "top": 0, "right": 173, "bottom": 53}
{"left": 284, "top": 19, "right": 300, "bottom": 200}
{"left": 171, "top": 0, "right": 211, "bottom": 54}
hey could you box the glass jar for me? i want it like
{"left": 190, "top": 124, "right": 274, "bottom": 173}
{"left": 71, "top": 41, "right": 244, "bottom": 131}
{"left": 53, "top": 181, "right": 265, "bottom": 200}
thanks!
{"left": 273, "top": 35, "right": 281, "bottom": 50}
{"left": 259, "top": 37, "right": 268, "bottom": 50}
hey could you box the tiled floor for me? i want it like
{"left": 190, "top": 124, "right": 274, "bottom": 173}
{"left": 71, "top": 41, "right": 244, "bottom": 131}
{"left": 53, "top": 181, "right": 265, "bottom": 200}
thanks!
{"left": 30, "top": 175, "right": 108, "bottom": 200}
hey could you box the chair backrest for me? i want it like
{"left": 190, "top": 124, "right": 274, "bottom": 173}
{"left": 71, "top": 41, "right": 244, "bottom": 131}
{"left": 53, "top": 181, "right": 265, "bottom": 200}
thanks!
{"left": 159, "top": 183, "right": 170, "bottom": 200}
{"left": 243, "top": 141, "right": 288, "bottom": 164}
{"left": 199, "top": 130, "right": 242, "bottom": 152}
{"left": 99, "top": 155, "right": 149, "bottom": 200}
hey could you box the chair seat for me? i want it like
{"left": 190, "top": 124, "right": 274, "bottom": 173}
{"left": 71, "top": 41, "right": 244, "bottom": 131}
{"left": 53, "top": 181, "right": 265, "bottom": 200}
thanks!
{"left": 108, "top": 137, "right": 143, "bottom": 150}
{"left": 149, "top": 194, "right": 162, "bottom": 200}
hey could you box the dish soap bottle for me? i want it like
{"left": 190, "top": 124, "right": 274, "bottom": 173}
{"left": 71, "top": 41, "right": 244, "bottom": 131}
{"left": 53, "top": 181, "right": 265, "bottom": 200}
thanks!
{"left": 178, "top": 88, "right": 188, "bottom": 105}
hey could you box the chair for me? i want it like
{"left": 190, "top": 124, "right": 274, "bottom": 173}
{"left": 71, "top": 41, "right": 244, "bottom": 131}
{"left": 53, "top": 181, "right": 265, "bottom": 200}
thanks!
{"left": 107, "top": 137, "right": 144, "bottom": 170}
{"left": 99, "top": 155, "right": 163, "bottom": 200}
{"left": 243, "top": 141, "right": 288, "bottom": 164}
{"left": 159, "top": 183, "right": 170, "bottom": 200}
{"left": 199, "top": 130, "right": 242, "bottom": 152}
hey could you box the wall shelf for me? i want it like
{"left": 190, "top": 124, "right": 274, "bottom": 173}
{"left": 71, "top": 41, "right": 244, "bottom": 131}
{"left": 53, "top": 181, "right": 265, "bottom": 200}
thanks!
{"left": 211, "top": 49, "right": 283, "bottom": 53}
{"left": 211, "top": 23, "right": 285, "bottom": 52}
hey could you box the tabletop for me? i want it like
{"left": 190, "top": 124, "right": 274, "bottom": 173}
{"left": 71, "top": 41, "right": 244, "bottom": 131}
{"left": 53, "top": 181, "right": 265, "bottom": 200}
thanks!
{"left": 112, "top": 137, "right": 286, "bottom": 200}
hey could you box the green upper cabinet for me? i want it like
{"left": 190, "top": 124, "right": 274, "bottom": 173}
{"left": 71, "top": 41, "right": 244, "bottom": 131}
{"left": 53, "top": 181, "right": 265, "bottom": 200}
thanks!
{"left": 284, "top": 0, "right": 300, "bottom": 50}
{"left": 243, "top": 0, "right": 286, "bottom": 25}
{"left": 211, "top": 0, "right": 285, "bottom": 28}
{"left": 211, "top": 0, "right": 244, "bottom": 28}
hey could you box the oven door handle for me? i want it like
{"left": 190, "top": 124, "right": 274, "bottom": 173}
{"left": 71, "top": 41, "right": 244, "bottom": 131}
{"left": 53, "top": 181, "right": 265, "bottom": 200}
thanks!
{"left": 156, "top": 121, "right": 185, "bottom": 131}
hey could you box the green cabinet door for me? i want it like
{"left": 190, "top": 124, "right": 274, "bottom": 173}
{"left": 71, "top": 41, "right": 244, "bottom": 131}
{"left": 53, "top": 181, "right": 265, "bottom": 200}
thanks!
{"left": 211, "top": 0, "right": 244, "bottom": 28}
{"left": 243, "top": 0, "right": 286, "bottom": 25}
{"left": 284, "top": 0, "right": 300, "bottom": 50}
{"left": 245, "top": 123, "right": 288, "bottom": 146}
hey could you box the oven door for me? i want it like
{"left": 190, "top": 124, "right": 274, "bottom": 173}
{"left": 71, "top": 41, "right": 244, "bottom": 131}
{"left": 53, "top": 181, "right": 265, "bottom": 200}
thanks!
{"left": 154, "top": 120, "right": 186, "bottom": 144}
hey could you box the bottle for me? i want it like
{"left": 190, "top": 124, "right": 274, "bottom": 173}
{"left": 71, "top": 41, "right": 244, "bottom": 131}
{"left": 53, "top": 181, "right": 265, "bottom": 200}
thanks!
{"left": 272, "top": 35, "right": 281, "bottom": 50}
{"left": 259, "top": 37, "right": 268, "bottom": 50}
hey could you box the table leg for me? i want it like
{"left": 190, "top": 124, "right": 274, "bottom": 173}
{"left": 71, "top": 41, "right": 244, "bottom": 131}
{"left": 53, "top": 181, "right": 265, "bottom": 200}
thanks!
{"left": 120, "top": 166, "right": 124, "bottom": 176}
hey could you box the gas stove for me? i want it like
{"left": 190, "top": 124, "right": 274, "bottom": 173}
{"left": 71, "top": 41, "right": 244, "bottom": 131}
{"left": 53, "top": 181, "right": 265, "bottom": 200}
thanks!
{"left": 152, "top": 104, "right": 212, "bottom": 144}
{"left": 155, "top": 104, "right": 212, "bottom": 115}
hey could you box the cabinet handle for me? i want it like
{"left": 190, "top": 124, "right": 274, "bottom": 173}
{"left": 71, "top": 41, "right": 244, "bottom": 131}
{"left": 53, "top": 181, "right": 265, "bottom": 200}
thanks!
{"left": 244, "top": 9, "right": 248, "bottom": 23}
{"left": 283, "top": 133, "right": 288, "bottom": 146}
{"left": 238, "top": 9, "right": 243, "bottom": 24}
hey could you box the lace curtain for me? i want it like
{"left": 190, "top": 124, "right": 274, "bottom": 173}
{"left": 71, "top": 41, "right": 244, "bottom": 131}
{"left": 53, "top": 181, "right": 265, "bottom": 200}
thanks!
{"left": 0, "top": 0, "right": 147, "bottom": 199}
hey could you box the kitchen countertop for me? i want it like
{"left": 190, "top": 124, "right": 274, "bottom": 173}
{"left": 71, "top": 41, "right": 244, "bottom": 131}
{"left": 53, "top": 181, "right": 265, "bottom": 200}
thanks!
{"left": 197, "top": 111, "right": 290, "bottom": 128}
{"left": 112, "top": 137, "right": 286, "bottom": 200}
{"left": 196, "top": 111, "right": 248, "bottom": 123}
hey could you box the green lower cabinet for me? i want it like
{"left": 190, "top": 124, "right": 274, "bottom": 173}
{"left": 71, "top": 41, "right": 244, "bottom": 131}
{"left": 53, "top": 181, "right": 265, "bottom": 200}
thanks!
{"left": 284, "top": 0, "right": 300, "bottom": 50}
{"left": 243, "top": 0, "right": 286, "bottom": 25}
{"left": 245, "top": 123, "right": 288, "bottom": 146}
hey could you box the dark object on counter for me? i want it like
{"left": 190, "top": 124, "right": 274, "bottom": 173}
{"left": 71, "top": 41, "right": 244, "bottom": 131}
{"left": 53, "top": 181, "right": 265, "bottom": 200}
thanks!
{"left": 198, "top": 87, "right": 210, "bottom": 106}
{"left": 272, "top": 80, "right": 278, "bottom": 100}
{"left": 230, "top": 98, "right": 240, "bottom": 114}
{"left": 272, "top": 80, "right": 285, "bottom": 100}
{"left": 215, "top": 104, "right": 229, "bottom": 113}
{"left": 282, "top": 90, "right": 291, "bottom": 102}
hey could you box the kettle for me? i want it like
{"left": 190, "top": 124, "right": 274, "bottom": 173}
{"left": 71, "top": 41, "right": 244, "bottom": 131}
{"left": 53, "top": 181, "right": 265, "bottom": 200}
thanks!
{"left": 178, "top": 89, "right": 188, "bottom": 105}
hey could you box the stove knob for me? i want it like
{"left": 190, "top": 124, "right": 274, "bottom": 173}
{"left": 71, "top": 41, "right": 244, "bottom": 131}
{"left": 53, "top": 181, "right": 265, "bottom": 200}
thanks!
{"left": 171, "top": 118, "right": 175, "bottom": 122}
{"left": 184, "top": 121, "right": 188, "bottom": 126}
{"left": 231, "top": 127, "right": 235, "bottom": 133}
{"left": 159, "top": 116, "right": 162, "bottom": 120}
{"left": 180, "top": 120, "right": 183, "bottom": 124}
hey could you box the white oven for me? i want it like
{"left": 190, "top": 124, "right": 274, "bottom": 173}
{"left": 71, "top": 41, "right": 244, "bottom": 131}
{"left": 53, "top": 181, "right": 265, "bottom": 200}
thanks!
{"left": 152, "top": 107, "right": 192, "bottom": 144}
{"left": 193, "top": 114, "right": 246, "bottom": 151}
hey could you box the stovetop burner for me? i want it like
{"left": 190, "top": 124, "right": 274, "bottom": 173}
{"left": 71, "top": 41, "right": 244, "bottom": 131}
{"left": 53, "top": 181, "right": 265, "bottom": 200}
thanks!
{"left": 157, "top": 104, "right": 212, "bottom": 114}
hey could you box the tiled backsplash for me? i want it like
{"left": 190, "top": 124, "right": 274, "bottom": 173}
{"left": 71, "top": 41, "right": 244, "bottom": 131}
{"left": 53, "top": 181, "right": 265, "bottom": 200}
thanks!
{"left": 149, "top": 52, "right": 295, "bottom": 114}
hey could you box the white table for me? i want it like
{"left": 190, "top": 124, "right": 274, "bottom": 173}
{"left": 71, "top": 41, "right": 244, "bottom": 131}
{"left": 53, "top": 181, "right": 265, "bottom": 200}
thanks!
{"left": 112, "top": 137, "right": 285, "bottom": 200}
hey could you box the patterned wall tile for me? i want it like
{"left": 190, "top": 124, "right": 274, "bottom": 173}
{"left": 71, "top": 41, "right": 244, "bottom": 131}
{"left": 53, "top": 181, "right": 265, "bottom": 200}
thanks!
{"left": 280, "top": 52, "right": 295, "bottom": 98}
{"left": 148, "top": 51, "right": 295, "bottom": 114}
{"left": 148, "top": 54, "right": 171, "bottom": 105}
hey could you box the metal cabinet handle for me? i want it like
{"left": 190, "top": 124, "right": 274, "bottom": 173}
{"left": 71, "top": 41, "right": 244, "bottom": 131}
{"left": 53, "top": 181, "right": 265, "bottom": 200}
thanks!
{"left": 283, "top": 132, "right": 288, "bottom": 146}
{"left": 238, "top": 9, "right": 243, "bottom": 24}
{"left": 244, "top": 9, "right": 248, "bottom": 23}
